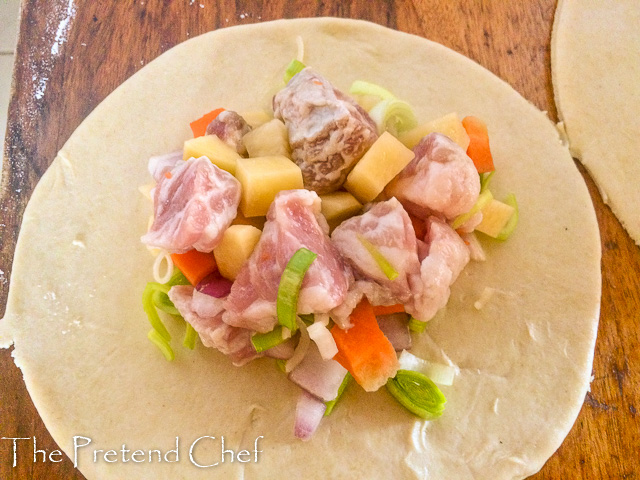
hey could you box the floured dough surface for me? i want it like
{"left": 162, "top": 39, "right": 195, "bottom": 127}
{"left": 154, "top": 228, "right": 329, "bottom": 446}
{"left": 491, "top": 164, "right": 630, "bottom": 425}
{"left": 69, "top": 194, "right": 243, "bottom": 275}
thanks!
{"left": 0, "top": 18, "right": 600, "bottom": 480}
{"left": 552, "top": 0, "right": 640, "bottom": 245}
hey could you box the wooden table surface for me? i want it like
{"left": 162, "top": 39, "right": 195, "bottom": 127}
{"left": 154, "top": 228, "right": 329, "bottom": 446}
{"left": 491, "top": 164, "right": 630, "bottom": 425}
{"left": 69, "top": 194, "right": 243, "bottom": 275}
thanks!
{"left": 1, "top": 1, "right": 638, "bottom": 478}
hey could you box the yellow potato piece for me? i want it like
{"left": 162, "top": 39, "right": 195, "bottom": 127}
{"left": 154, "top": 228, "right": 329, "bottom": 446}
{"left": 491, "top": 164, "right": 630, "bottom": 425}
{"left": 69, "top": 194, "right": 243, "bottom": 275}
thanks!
{"left": 240, "top": 110, "right": 273, "bottom": 129}
{"left": 398, "top": 112, "right": 470, "bottom": 150}
{"left": 243, "top": 119, "right": 292, "bottom": 158}
{"left": 320, "top": 191, "right": 363, "bottom": 231}
{"left": 214, "top": 225, "right": 262, "bottom": 280}
{"left": 183, "top": 135, "right": 241, "bottom": 175}
{"left": 236, "top": 155, "right": 304, "bottom": 217}
{"left": 344, "top": 131, "right": 414, "bottom": 204}
{"left": 476, "top": 198, "right": 516, "bottom": 238}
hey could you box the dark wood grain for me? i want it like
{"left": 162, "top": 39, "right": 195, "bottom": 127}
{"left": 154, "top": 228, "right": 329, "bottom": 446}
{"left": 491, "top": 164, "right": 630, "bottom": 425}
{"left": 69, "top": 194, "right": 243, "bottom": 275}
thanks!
{"left": 1, "top": 1, "right": 639, "bottom": 479}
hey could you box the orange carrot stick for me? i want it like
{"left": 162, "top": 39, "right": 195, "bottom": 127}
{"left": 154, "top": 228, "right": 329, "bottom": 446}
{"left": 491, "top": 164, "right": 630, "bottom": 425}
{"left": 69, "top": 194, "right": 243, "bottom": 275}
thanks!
{"left": 170, "top": 249, "right": 218, "bottom": 286}
{"left": 332, "top": 299, "right": 399, "bottom": 392}
{"left": 189, "top": 108, "right": 225, "bottom": 138}
{"left": 462, "top": 116, "right": 495, "bottom": 173}
{"left": 372, "top": 304, "right": 405, "bottom": 316}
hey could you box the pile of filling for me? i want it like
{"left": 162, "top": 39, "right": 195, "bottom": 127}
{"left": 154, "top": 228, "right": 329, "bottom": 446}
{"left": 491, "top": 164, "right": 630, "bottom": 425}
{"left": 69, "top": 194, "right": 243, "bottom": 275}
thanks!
{"left": 140, "top": 62, "right": 518, "bottom": 440}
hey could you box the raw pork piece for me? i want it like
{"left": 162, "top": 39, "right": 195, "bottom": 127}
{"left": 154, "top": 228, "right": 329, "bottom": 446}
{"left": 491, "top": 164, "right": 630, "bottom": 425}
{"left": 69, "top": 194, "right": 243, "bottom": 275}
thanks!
{"left": 273, "top": 68, "right": 378, "bottom": 194}
{"left": 141, "top": 156, "right": 241, "bottom": 253}
{"left": 223, "top": 189, "right": 352, "bottom": 333}
{"left": 407, "top": 217, "right": 470, "bottom": 321}
{"left": 386, "top": 132, "right": 480, "bottom": 220}
{"left": 206, "top": 110, "right": 251, "bottom": 155}
{"left": 168, "top": 285, "right": 258, "bottom": 366}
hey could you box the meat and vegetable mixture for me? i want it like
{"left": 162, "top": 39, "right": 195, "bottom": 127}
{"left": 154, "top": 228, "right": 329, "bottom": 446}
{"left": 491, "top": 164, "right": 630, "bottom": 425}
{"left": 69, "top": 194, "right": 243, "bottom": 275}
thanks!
{"left": 140, "top": 63, "right": 518, "bottom": 439}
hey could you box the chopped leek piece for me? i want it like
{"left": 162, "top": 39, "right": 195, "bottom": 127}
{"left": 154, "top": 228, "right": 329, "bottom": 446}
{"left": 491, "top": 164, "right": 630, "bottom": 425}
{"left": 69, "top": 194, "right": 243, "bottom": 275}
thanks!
{"left": 277, "top": 248, "right": 318, "bottom": 331}
{"left": 251, "top": 326, "right": 287, "bottom": 353}
{"left": 480, "top": 171, "right": 495, "bottom": 192}
{"left": 349, "top": 80, "right": 397, "bottom": 100}
{"left": 298, "top": 314, "right": 315, "bottom": 326}
{"left": 398, "top": 350, "right": 457, "bottom": 386}
{"left": 284, "top": 59, "right": 306, "bottom": 83}
{"left": 147, "top": 329, "right": 175, "bottom": 361}
{"left": 183, "top": 323, "right": 198, "bottom": 350}
{"left": 152, "top": 289, "right": 180, "bottom": 316}
{"left": 408, "top": 317, "right": 426, "bottom": 333}
{"left": 368, "top": 99, "right": 418, "bottom": 136}
{"left": 357, "top": 234, "right": 399, "bottom": 281}
{"left": 275, "top": 359, "right": 287, "bottom": 373}
{"left": 324, "top": 373, "right": 352, "bottom": 416}
{"left": 451, "top": 189, "right": 494, "bottom": 230}
{"left": 142, "top": 283, "right": 172, "bottom": 342}
{"left": 496, "top": 194, "right": 518, "bottom": 241}
{"left": 386, "top": 369, "right": 446, "bottom": 420}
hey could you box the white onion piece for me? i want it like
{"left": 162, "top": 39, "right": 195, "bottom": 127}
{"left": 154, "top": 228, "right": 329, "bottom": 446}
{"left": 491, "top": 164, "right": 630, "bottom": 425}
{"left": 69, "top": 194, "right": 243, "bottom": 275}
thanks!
{"left": 307, "top": 321, "right": 338, "bottom": 360}
{"left": 294, "top": 390, "right": 326, "bottom": 441}
{"left": 148, "top": 151, "right": 183, "bottom": 182}
{"left": 376, "top": 313, "right": 411, "bottom": 351}
{"left": 398, "top": 350, "right": 457, "bottom": 386}
{"left": 285, "top": 319, "right": 310, "bottom": 373}
{"left": 461, "top": 232, "right": 486, "bottom": 262}
{"left": 264, "top": 338, "right": 296, "bottom": 360}
{"left": 152, "top": 249, "right": 173, "bottom": 284}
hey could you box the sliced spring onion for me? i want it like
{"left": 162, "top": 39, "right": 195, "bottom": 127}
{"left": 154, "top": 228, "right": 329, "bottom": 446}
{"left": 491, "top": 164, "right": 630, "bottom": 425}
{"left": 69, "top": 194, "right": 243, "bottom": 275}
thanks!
{"left": 307, "top": 321, "right": 338, "bottom": 360}
{"left": 147, "top": 329, "right": 175, "bottom": 361}
{"left": 183, "top": 323, "right": 198, "bottom": 350}
{"left": 298, "top": 313, "right": 315, "bottom": 326}
{"left": 368, "top": 99, "right": 418, "bottom": 136}
{"left": 349, "top": 80, "right": 397, "bottom": 101}
{"left": 142, "top": 283, "right": 172, "bottom": 342}
{"left": 398, "top": 350, "right": 457, "bottom": 386}
{"left": 386, "top": 369, "right": 446, "bottom": 420}
{"left": 284, "top": 59, "right": 306, "bottom": 83}
{"left": 480, "top": 171, "right": 495, "bottom": 192}
{"left": 324, "top": 372, "right": 352, "bottom": 416}
{"left": 251, "top": 326, "right": 287, "bottom": 353}
{"left": 408, "top": 317, "right": 427, "bottom": 333}
{"left": 496, "top": 193, "right": 518, "bottom": 241}
{"left": 277, "top": 248, "right": 318, "bottom": 331}
{"left": 451, "top": 189, "right": 494, "bottom": 230}
{"left": 275, "top": 359, "right": 287, "bottom": 373}
{"left": 357, "top": 234, "right": 399, "bottom": 281}
{"left": 152, "top": 289, "right": 181, "bottom": 316}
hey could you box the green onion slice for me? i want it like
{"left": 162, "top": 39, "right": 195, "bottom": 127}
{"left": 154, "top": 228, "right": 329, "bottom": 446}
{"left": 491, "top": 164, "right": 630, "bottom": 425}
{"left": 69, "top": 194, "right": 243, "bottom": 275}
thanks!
{"left": 480, "top": 171, "right": 495, "bottom": 193}
{"left": 142, "top": 283, "right": 172, "bottom": 342}
{"left": 284, "top": 59, "right": 306, "bottom": 83}
{"left": 251, "top": 326, "right": 288, "bottom": 353}
{"left": 357, "top": 234, "right": 399, "bottom": 281}
{"left": 147, "top": 329, "right": 175, "bottom": 361}
{"left": 451, "top": 189, "right": 494, "bottom": 230}
{"left": 368, "top": 99, "right": 418, "bottom": 136}
{"left": 386, "top": 369, "right": 447, "bottom": 420}
{"left": 349, "top": 80, "right": 397, "bottom": 101}
{"left": 408, "top": 317, "right": 427, "bottom": 333}
{"left": 324, "top": 372, "right": 352, "bottom": 416}
{"left": 183, "top": 323, "right": 198, "bottom": 350}
{"left": 277, "top": 248, "right": 318, "bottom": 331}
{"left": 496, "top": 193, "right": 518, "bottom": 241}
{"left": 275, "top": 359, "right": 287, "bottom": 373}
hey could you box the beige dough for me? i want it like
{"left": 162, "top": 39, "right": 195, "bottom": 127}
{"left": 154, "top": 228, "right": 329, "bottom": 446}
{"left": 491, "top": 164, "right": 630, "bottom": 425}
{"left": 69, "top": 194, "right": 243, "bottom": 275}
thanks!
{"left": 0, "top": 18, "right": 600, "bottom": 479}
{"left": 552, "top": 0, "right": 640, "bottom": 246}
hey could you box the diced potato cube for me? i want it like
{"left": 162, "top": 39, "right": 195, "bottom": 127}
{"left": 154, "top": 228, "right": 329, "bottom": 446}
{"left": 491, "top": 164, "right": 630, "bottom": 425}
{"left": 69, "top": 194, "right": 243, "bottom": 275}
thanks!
{"left": 214, "top": 225, "right": 262, "bottom": 280}
{"left": 344, "top": 132, "right": 415, "bottom": 204}
{"left": 398, "top": 112, "right": 470, "bottom": 150}
{"left": 320, "top": 191, "right": 363, "bottom": 231}
{"left": 183, "top": 135, "right": 241, "bottom": 175}
{"left": 243, "top": 119, "right": 292, "bottom": 159}
{"left": 232, "top": 210, "right": 266, "bottom": 230}
{"left": 240, "top": 110, "right": 273, "bottom": 129}
{"left": 476, "top": 198, "right": 516, "bottom": 238}
{"left": 236, "top": 156, "right": 304, "bottom": 217}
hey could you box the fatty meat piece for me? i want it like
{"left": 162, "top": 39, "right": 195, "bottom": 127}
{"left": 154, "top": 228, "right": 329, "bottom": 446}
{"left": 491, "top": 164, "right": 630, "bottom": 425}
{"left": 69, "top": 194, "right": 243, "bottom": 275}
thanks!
{"left": 168, "top": 285, "right": 258, "bottom": 366}
{"left": 206, "top": 110, "right": 252, "bottom": 155}
{"left": 386, "top": 132, "right": 480, "bottom": 220}
{"left": 223, "top": 189, "right": 352, "bottom": 333}
{"left": 273, "top": 68, "right": 378, "bottom": 194}
{"left": 141, "top": 156, "right": 241, "bottom": 254}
